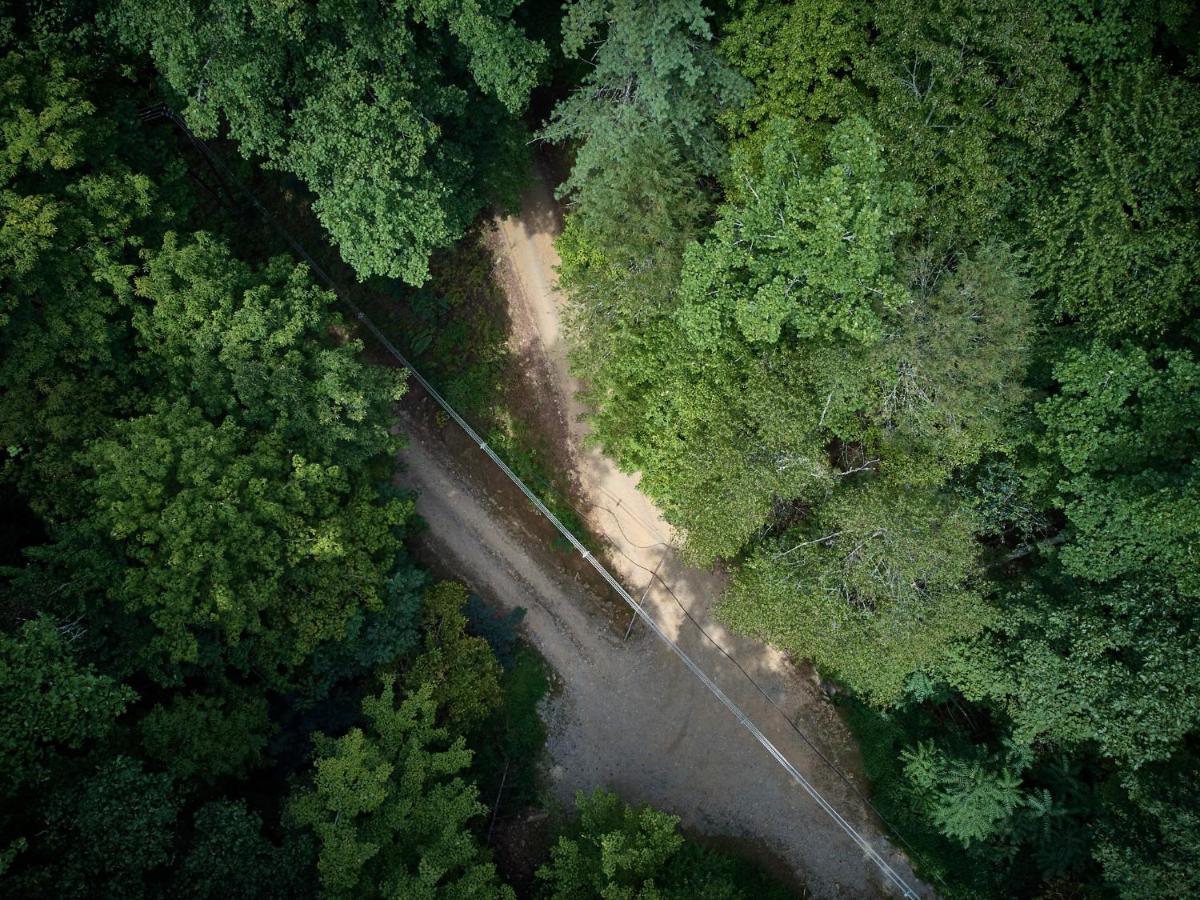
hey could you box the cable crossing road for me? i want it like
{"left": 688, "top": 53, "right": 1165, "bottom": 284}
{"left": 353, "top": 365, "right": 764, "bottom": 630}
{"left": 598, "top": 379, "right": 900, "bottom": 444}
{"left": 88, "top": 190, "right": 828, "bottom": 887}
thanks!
{"left": 141, "top": 103, "right": 925, "bottom": 900}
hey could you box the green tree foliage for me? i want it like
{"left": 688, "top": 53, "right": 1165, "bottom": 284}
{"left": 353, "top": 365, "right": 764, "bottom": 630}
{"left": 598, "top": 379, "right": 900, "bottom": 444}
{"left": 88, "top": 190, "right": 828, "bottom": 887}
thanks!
{"left": 286, "top": 676, "right": 510, "bottom": 899}
{"left": 43, "top": 233, "right": 410, "bottom": 676}
{"left": 130, "top": 233, "right": 402, "bottom": 470}
{"left": 0, "top": 34, "right": 489, "bottom": 900}
{"left": 549, "top": 0, "right": 748, "bottom": 455}
{"left": 576, "top": 115, "right": 915, "bottom": 562}
{"left": 1042, "top": 0, "right": 1193, "bottom": 68}
{"left": 0, "top": 49, "right": 169, "bottom": 516}
{"left": 537, "top": 789, "right": 685, "bottom": 899}
{"left": 467, "top": 642, "right": 550, "bottom": 814}
{"left": 177, "top": 800, "right": 309, "bottom": 900}
{"left": 404, "top": 581, "right": 503, "bottom": 735}
{"left": 0, "top": 615, "right": 132, "bottom": 795}
{"left": 969, "top": 575, "right": 1200, "bottom": 772}
{"left": 1033, "top": 62, "right": 1200, "bottom": 336}
{"left": 845, "top": 695, "right": 1098, "bottom": 894}
{"left": 1092, "top": 752, "right": 1200, "bottom": 900}
{"left": 30, "top": 756, "right": 182, "bottom": 899}
{"left": 303, "top": 560, "right": 428, "bottom": 696}
{"left": 874, "top": 245, "right": 1031, "bottom": 479}
{"left": 556, "top": 133, "right": 708, "bottom": 333}
{"left": 546, "top": 0, "right": 746, "bottom": 200}
{"left": 678, "top": 116, "right": 916, "bottom": 347}
{"left": 854, "top": 0, "right": 1076, "bottom": 240}
{"left": 724, "top": 482, "right": 988, "bottom": 704}
{"left": 5, "top": 6, "right": 1199, "bottom": 899}
{"left": 718, "top": 0, "right": 864, "bottom": 150}
{"left": 1036, "top": 344, "right": 1199, "bottom": 606}
{"left": 588, "top": 118, "right": 1028, "bottom": 571}
{"left": 110, "top": 0, "right": 547, "bottom": 282}
{"left": 547, "top": 4, "right": 747, "bottom": 584}
{"left": 953, "top": 344, "right": 1200, "bottom": 769}
{"left": 138, "top": 684, "right": 273, "bottom": 784}
{"left": 901, "top": 740, "right": 1026, "bottom": 847}
{"left": 75, "top": 397, "right": 399, "bottom": 669}
{"left": 722, "top": 0, "right": 1077, "bottom": 241}
{"left": 536, "top": 788, "right": 790, "bottom": 900}
{"left": 552, "top": 0, "right": 1200, "bottom": 896}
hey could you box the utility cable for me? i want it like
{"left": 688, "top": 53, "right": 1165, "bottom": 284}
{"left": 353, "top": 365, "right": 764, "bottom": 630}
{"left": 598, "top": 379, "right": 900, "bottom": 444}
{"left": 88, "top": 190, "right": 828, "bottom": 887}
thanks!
{"left": 141, "top": 104, "right": 925, "bottom": 900}
{"left": 628, "top": 547, "right": 947, "bottom": 893}
{"left": 545, "top": 481, "right": 946, "bottom": 891}
{"left": 484, "top": 233, "right": 946, "bottom": 891}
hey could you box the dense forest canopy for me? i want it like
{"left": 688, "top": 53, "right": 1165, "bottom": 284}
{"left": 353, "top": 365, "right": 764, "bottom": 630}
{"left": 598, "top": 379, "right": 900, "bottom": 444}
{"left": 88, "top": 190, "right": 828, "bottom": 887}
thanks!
{"left": 554, "top": 0, "right": 1199, "bottom": 896}
{"left": 0, "top": 3, "right": 799, "bottom": 897}
{"left": 1, "top": 1, "right": 1198, "bottom": 898}
{"left": 109, "top": 0, "right": 547, "bottom": 283}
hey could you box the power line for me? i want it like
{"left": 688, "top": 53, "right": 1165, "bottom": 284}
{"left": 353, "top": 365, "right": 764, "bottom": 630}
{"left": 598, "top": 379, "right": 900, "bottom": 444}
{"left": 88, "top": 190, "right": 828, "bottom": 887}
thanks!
{"left": 447, "top": 262, "right": 947, "bottom": 892}
{"left": 485, "top": 446, "right": 941, "bottom": 883}
{"left": 622, "top": 542, "right": 947, "bottom": 894}
{"left": 141, "top": 104, "right": 925, "bottom": 900}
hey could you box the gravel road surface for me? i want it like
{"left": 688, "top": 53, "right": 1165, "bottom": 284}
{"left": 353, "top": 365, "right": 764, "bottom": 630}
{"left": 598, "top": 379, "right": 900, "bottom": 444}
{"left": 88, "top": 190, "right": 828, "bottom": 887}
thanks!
{"left": 391, "top": 168, "right": 933, "bottom": 899}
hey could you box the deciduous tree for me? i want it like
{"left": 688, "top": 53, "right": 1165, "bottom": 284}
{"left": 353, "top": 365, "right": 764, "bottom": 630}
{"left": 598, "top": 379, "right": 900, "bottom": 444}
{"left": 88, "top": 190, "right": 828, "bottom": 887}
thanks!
{"left": 111, "top": 0, "right": 547, "bottom": 282}
{"left": 286, "top": 676, "right": 510, "bottom": 899}
{"left": 723, "top": 480, "right": 988, "bottom": 704}
{"left": 403, "top": 581, "right": 502, "bottom": 735}
{"left": 0, "top": 616, "right": 132, "bottom": 796}
{"left": 1033, "top": 62, "right": 1200, "bottom": 336}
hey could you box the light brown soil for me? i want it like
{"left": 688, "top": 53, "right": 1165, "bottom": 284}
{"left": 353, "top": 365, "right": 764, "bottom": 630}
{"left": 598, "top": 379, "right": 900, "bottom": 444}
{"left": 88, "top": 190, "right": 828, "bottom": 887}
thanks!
{"left": 393, "top": 164, "right": 933, "bottom": 899}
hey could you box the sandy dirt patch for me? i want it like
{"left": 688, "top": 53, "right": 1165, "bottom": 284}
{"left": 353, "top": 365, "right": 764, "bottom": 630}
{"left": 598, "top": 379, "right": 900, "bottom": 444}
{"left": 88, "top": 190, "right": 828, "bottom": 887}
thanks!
{"left": 483, "top": 163, "right": 933, "bottom": 897}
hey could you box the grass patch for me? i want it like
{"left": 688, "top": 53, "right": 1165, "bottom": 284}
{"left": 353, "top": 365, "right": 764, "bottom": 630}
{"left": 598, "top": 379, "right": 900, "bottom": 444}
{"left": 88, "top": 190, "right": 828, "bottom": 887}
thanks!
{"left": 484, "top": 408, "right": 591, "bottom": 545}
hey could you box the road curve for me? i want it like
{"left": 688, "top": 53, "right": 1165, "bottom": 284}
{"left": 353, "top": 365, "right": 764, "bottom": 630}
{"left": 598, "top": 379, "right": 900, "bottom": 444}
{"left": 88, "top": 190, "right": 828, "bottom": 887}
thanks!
{"left": 393, "top": 401, "right": 929, "bottom": 897}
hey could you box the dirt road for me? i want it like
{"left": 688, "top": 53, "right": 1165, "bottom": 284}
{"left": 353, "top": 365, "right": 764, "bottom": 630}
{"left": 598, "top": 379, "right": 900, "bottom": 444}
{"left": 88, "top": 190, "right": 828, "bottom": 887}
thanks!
{"left": 393, "top": 170, "right": 931, "bottom": 898}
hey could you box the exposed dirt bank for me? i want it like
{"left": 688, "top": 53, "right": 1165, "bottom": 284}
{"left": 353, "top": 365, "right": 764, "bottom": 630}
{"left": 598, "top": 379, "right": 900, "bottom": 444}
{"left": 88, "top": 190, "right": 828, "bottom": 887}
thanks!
{"left": 492, "top": 165, "right": 933, "bottom": 897}
{"left": 389, "top": 166, "right": 932, "bottom": 899}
